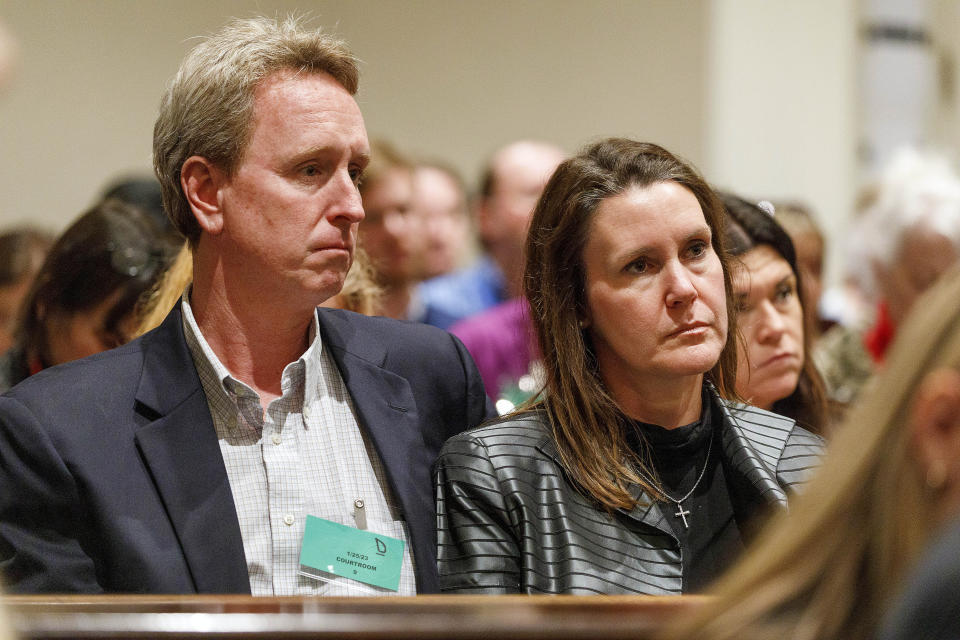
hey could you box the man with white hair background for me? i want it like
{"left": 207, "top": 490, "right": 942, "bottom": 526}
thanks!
{"left": 818, "top": 148, "right": 960, "bottom": 405}
{"left": 419, "top": 140, "right": 565, "bottom": 329}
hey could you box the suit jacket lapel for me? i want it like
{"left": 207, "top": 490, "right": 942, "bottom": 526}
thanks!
{"left": 316, "top": 309, "right": 437, "bottom": 593}
{"left": 132, "top": 305, "right": 250, "bottom": 593}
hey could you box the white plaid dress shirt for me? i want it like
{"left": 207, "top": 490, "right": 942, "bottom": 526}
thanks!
{"left": 181, "top": 294, "right": 416, "bottom": 596}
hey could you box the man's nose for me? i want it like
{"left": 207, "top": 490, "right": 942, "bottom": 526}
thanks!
{"left": 331, "top": 170, "right": 365, "bottom": 224}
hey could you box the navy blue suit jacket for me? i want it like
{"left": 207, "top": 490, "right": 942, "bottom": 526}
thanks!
{"left": 0, "top": 305, "right": 493, "bottom": 593}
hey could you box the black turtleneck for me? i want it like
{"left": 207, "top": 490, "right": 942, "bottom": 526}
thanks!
{"left": 627, "top": 391, "right": 745, "bottom": 592}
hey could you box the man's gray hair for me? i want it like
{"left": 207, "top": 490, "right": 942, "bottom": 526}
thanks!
{"left": 153, "top": 15, "right": 359, "bottom": 244}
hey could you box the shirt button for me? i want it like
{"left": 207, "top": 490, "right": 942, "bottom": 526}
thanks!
{"left": 271, "top": 434, "right": 282, "bottom": 445}
{"left": 283, "top": 514, "right": 295, "bottom": 526}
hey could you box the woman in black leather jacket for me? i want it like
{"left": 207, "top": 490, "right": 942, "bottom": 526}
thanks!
{"left": 435, "top": 139, "right": 824, "bottom": 595}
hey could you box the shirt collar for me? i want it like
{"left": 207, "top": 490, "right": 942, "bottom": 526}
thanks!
{"left": 180, "top": 287, "right": 323, "bottom": 403}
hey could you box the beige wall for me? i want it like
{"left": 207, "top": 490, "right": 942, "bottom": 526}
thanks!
{"left": 0, "top": 0, "right": 708, "bottom": 231}
{"left": 0, "top": 0, "right": 874, "bottom": 290}
{"left": 930, "top": 0, "right": 960, "bottom": 150}
{"left": 705, "top": 0, "right": 859, "bottom": 286}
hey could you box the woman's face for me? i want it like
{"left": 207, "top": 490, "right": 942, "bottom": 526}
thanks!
{"left": 43, "top": 289, "right": 130, "bottom": 367}
{"left": 359, "top": 167, "right": 422, "bottom": 285}
{"left": 733, "top": 244, "right": 805, "bottom": 410}
{"left": 582, "top": 181, "right": 728, "bottom": 394}
{"left": 0, "top": 277, "right": 32, "bottom": 353}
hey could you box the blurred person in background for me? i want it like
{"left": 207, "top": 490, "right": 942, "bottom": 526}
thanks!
{"left": 358, "top": 140, "right": 441, "bottom": 322}
{"left": 0, "top": 199, "right": 173, "bottom": 392}
{"left": 102, "top": 175, "right": 183, "bottom": 244}
{"left": 663, "top": 265, "right": 960, "bottom": 640}
{"left": 450, "top": 295, "right": 537, "bottom": 408}
{"left": 317, "top": 245, "right": 382, "bottom": 316}
{"left": 423, "top": 142, "right": 565, "bottom": 398}
{"left": 722, "top": 194, "right": 829, "bottom": 435}
{"left": 817, "top": 149, "right": 960, "bottom": 408}
{"left": 769, "top": 200, "right": 827, "bottom": 336}
{"left": 0, "top": 228, "right": 54, "bottom": 353}
{"left": 436, "top": 139, "right": 822, "bottom": 595}
{"left": 411, "top": 162, "right": 473, "bottom": 280}
{"left": 0, "top": 17, "right": 16, "bottom": 90}
{"left": 0, "top": 15, "right": 21, "bottom": 633}
{"left": 420, "top": 140, "right": 565, "bottom": 328}
{"left": 131, "top": 242, "right": 193, "bottom": 337}
{"left": 877, "top": 509, "right": 960, "bottom": 640}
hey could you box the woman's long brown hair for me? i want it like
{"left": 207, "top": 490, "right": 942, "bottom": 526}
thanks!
{"left": 523, "top": 138, "right": 739, "bottom": 510}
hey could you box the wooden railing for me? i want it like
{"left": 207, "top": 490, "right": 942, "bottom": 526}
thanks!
{"left": 3, "top": 594, "right": 705, "bottom": 639}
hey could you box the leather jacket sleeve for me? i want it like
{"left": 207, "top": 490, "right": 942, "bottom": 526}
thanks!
{"left": 435, "top": 434, "right": 521, "bottom": 593}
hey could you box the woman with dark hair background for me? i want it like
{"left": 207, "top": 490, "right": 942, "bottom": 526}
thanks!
{"left": 0, "top": 227, "right": 54, "bottom": 353}
{"left": 0, "top": 198, "right": 174, "bottom": 392}
{"left": 721, "top": 193, "right": 830, "bottom": 434}
{"left": 435, "top": 139, "right": 823, "bottom": 595}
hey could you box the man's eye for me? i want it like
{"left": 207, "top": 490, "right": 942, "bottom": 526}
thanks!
{"left": 350, "top": 168, "right": 364, "bottom": 185}
{"left": 301, "top": 165, "right": 319, "bottom": 177}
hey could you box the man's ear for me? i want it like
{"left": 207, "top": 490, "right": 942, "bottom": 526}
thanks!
{"left": 910, "top": 367, "right": 960, "bottom": 496}
{"left": 181, "top": 156, "right": 225, "bottom": 235}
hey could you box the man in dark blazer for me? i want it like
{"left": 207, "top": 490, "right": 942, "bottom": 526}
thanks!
{"left": 0, "top": 16, "right": 493, "bottom": 594}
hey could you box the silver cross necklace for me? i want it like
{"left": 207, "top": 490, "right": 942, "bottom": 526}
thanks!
{"left": 640, "top": 433, "right": 713, "bottom": 529}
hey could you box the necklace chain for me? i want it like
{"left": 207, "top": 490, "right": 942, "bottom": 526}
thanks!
{"left": 637, "top": 432, "right": 713, "bottom": 528}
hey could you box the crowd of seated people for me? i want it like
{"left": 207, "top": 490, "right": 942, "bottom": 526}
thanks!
{"left": 3, "top": 13, "right": 960, "bottom": 640}
{"left": 418, "top": 140, "right": 565, "bottom": 328}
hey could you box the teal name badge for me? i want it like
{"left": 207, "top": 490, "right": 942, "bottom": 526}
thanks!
{"left": 298, "top": 515, "right": 404, "bottom": 592}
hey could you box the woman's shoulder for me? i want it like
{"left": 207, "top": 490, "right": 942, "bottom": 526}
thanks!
{"left": 717, "top": 399, "right": 825, "bottom": 453}
{"left": 440, "top": 409, "right": 554, "bottom": 456}
{"left": 718, "top": 398, "right": 795, "bottom": 428}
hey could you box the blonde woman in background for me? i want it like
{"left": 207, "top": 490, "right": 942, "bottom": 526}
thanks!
{"left": 662, "top": 265, "right": 960, "bottom": 640}
{"left": 132, "top": 242, "right": 193, "bottom": 336}
{"left": 320, "top": 245, "right": 382, "bottom": 316}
